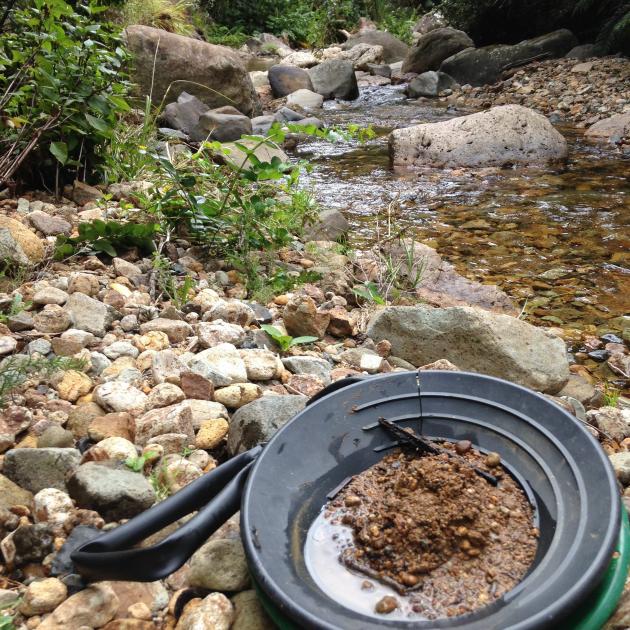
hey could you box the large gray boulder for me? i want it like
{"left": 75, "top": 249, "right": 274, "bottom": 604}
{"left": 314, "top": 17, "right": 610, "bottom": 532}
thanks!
{"left": 389, "top": 105, "right": 568, "bottom": 168}
{"left": 367, "top": 306, "right": 570, "bottom": 393}
{"left": 565, "top": 44, "right": 597, "bottom": 60}
{"left": 308, "top": 60, "right": 359, "bottom": 101}
{"left": 124, "top": 25, "right": 260, "bottom": 116}
{"left": 268, "top": 65, "right": 313, "bottom": 98}
{"left": 227, "top": 395, "right": 307, "bottom": 455}
{"left": 402, "top": 27, "right": 473, "bottom": 74}
{"left": 440, "top": 29, "right": 577, "bottom": 86}
{"left": 342, "top": 30, "right": 409, "bottom": 63}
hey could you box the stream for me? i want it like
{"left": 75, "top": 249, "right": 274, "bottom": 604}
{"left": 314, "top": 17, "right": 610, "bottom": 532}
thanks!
{"left": 296, "top": 85, "right": 629, "bottom": 351}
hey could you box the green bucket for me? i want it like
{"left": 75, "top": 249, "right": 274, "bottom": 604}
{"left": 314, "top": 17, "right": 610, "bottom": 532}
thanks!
{"left": 255, "top": 508, "right": 630, "bottom": 630}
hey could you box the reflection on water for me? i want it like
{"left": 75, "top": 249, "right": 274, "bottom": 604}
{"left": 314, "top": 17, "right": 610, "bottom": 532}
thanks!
{"left": 297, "top": 86, "right": 629, "bottom": 336}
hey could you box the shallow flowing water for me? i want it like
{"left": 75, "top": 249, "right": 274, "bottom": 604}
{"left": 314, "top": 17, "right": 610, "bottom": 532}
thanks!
{"left": 297, "top": 86, "right": 629, "bottom": 338}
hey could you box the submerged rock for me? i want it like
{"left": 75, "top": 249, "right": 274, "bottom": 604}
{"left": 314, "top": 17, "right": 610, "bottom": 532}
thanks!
{"left": 389, "top": 105, "right": 568, "bottom": 168}
{"left": 367, "top": 305, "right": 570, "bottom": 393}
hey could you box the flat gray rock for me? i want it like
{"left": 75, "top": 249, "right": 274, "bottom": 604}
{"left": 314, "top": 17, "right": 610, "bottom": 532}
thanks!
{"left": 227, "top": 395, "right": 307, "bottom": 454}
{"left": 67, "top": 462, "right": 156, "bottom": 521}
{"left": 3, "top": 448, "right": 81, "bottom": 494}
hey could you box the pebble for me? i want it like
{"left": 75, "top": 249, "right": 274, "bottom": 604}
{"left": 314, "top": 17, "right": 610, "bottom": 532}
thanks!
{"left": 33, "top": 488, "right": 74, "bottom": 530}
{"left": 485, "top": 452, "right": 502, "bottom": 467}
{"left": 231, "top": 590, "right": 274, "bottom": 630}
{"left": 180, "top": 372, "right": 214, "bottom": 400}
{"left": 158, "top": 456, "right": 203, "bottom": 493}
{"left": 37, "top": 425, "right": 75, "bottom": 448}
{"left": 195, "top": 418, "right": 229, "bottom": 449}
{"left": 455, "top": 440, "right": 472, "bottom": 455}
{"left": 82, "top": 436, "right": 138, "bottom": 462}
{"left": 93, "top": 381, "right": 148, "bottom": 414}
{"left": 375, "top": 595, "right": 398, "bottom": 614}
{"left": 37, "top": 582, "right": 119, "bottom": 630}
{"left": 214, "top": 383, "right": 262, "bottom": 408}
{"left": 19, "top": 577, "right": 67, "bottom": 616}
{"left": 32, "top": 287, "right": 69, "bottom": 306}
{"left": 0, "top": 336, "right": 18, "bottom": 355}
{"left": 175, "top": 593, "right": 234, "bottom": 630}
{"left": 56, "top": 371, "right": 93, "bottom": 402}
{"left": 189, "top": 538, "right": 250, "bottom": 591}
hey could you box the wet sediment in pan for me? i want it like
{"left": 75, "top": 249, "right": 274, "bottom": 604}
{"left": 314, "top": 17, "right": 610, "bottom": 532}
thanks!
{"left": 306, "top": 443, "right": 538, "bottom": 621}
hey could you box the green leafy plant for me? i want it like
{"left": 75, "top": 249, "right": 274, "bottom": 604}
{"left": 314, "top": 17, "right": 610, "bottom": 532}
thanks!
{"left": 98, "top": 96, "right": 157, "bottom": 183}
{"left": 139, "top": 122, "right": 371, "bottom": 261}
{"left": 352, "top": 281, "right": 386, "bottom": 305}
{"left": 260, "top": 324, "right": 318, "bottom": 352}
{"left": 125, "top": 450, "right": 158, "bottom": 472}
{"left": 0, "top": 355, "right": 86, "bottom": 408}
{"left": 149, "top": 467, "right": 171, "bottom": 501}
{"left": 200, "top": 23, "right": 249, "bottom": 47}
{"left": 0, "top": 293, "right": 31, "bottom": 324}
{"left": 54, "top": 220, "right": 159, "bottom": 259}
{"left": 152, "top": 253, "right": 195, "bottom": 308}
{"left": 0, "top": 0, "right": 131, "bottom": 189}
{"left": 602, "top": 382, "right": 621, "bottom": 408}
{"left": 143, "top": 128, "right": 313, "bottom": 262}
{"left": 0, "top": 598, "right": 19, "bottom": 630}
{"left": 377, "top": 6, "right": 418, "bottom": 43}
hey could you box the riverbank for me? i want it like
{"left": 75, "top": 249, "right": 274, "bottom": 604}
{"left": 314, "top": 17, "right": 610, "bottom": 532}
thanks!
{"left": 0, "top": 12, "right": 629, "bottom": 630}
{"left": 450, "top": 55, "right": 630, "bottom": 128}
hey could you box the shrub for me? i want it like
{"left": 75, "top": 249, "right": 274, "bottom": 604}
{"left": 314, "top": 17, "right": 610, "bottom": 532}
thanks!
{"left": 54, "top": 219, "right": 159, "bottom": 259}
{"left": 439, "top": 0, "right": 629, "bottom": 52}
{"left": 573, "top": 0, "right": 630, "bottom": 55}
{"left": 120, "top": 0, "right": 195, "bottom": 35}
{"left": 144, "top": 130, "right": 314, "bottom": 263}
{"left": 0, "top": 0, "right": 130, "bottom": 190}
